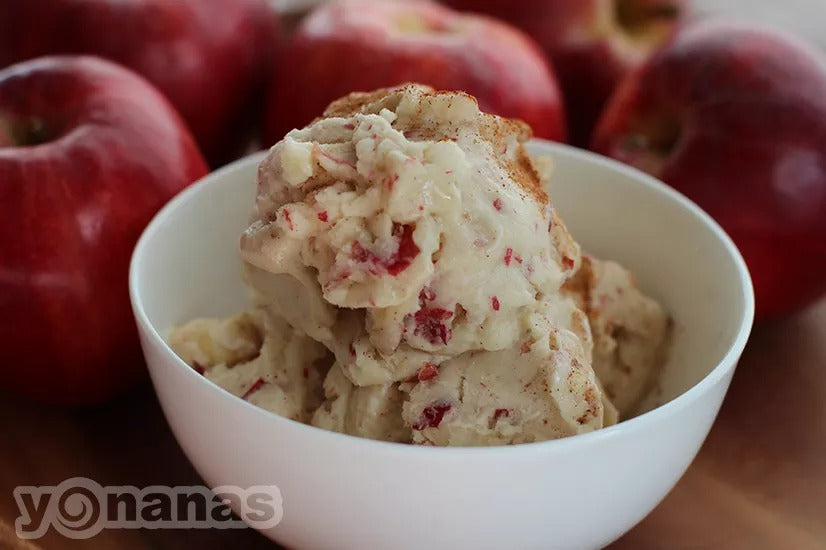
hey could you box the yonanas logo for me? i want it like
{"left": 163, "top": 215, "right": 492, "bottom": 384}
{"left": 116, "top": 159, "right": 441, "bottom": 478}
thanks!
{"left": 13, "top": 477, "right": 283, "bottom": 539}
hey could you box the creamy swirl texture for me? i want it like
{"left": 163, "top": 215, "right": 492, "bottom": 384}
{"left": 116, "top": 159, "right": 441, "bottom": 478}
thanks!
{"left": 168, "top": 84, "right": 670, "bottom": 446}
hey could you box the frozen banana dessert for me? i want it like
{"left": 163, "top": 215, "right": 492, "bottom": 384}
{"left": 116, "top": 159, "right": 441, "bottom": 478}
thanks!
{"left": 168, "top": 309, "right": 331, "bottom": 422}
{"left": 563, "top": 256, "right": 671, "bottom": 417}
{"left": 169, "top": 84, "right": 670, "bottom": 446}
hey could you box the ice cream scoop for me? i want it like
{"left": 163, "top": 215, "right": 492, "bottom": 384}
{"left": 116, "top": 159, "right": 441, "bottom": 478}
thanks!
{"left": 564, "top": 256, "right": 671, "bottom": 416}
{"left": 169, "top": 309, "right": 331, "bottom": 422}
{"left": 168, "top": 84, "right": 671, "bottom": 446}
{"left": 241, "top": 84, "right": 580, "bottom": 388}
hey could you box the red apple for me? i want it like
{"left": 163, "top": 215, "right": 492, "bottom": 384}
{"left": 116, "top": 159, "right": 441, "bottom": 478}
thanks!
{"left": 0, "top": 56, "right": 208, "bottom": 404}
{"left": 0, "top": 0, "right": 278, "bottom": 165}
{"left": 264, "top": 0, "right": 565, "bottom": 144}
{"left": 592, "top": 22, "right": 826, "bottom": 318}
{"left": 442, "top": 0, "right": 686, "bottom": 146}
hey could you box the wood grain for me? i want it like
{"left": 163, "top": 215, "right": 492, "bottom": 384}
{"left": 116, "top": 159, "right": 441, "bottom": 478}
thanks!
{"left": 1, "top": 299, "right": 824, "bottom": 549}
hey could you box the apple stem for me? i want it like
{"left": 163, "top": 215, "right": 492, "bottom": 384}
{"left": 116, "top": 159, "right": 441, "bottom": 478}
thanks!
{"left": 615, "top": 0, "right": 681, "bottom": 35}
{"left": 0, "top": 120, "right": 14, "bottom": 147}
{"left": 0, "top": 117, "right": 54, "bottom": 147}
{"left": 22, "top": 118, "right": 52, "bottom": 146}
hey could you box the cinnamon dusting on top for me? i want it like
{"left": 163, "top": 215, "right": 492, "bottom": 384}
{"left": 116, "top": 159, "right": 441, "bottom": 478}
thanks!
{"left": 321, "top": 83, "right": 548, "bottom": 206}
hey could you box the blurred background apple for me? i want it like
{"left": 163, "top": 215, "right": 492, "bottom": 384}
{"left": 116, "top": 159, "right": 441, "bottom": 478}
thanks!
{"left": 264, "top": 0, "right": 567, "bottom": 145}
{"left": 441, "top": 0, "right": 688, "bottom": 146}
{"left": 0, "top": 56, "right": 208, "bottom": 404}
{"left": 0, "top": 0, "right": 279, "bottom": 166}
{"left": 592, "top": 22, "right": 826, "bottom": 318}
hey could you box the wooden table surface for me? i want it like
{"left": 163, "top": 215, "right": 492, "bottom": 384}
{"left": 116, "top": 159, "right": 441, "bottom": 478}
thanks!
{"left": 1, "top": 298, "right": 824, "bottom": 550}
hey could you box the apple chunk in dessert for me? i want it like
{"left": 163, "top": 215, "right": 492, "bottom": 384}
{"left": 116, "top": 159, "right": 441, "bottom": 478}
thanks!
{"left": 169, "top": 84, "right": 670, "bottom": 445}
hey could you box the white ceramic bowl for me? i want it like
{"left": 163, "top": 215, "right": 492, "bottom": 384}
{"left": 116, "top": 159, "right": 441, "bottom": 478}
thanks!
{"left": 130, "top": 141, "right": 754, "bottom": 550}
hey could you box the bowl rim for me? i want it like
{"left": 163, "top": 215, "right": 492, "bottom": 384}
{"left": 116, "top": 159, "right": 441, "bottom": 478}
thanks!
{"left": 130, "top": 140, "right": 755, "bottom": 457}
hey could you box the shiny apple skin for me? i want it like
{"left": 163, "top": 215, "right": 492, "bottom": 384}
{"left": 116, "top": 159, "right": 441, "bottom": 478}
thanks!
{"left": 0, "top": 0, "right": 278, "bottom": 165}
{"left": 593, "top": 23, "right": 826, "bottom": 318}
{"left": 264, "top": 0, "right": 566, "bottom": 144}
{"left": 0, "top": 56, "right": 209, "bottom": 404}
{"left": 442, "top": 0, "right": 686, "bottom": 146}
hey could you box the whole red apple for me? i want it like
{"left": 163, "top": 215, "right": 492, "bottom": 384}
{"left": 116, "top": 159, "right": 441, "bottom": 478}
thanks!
{"left": 0, "top": 0, "right": 278, "bottom": 165}
{"left": 442, "top": 0, "right": 686, "bottom": 146}
{"left": 264, "top": 0, "right": 565, "bottom": 144}
{"left": 0, "top": 56, "right": 208, "bottom": 404}
{"left": 592, "top": 22, "right": 826, "bottom": 318}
